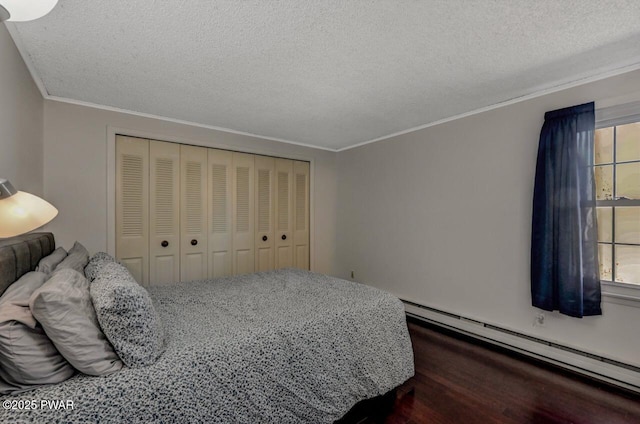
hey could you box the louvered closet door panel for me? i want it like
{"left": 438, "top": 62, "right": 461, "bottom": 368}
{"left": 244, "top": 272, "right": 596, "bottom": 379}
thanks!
{"left": 293, "top": 161, "right": 310, "bottom": 270}
{"left": 208, "top": 148, "right": 233, "bottom": 278}
{"left": 254, "top": 156, "right": 275, "bottom": 272}
{"left": 274, "top": 158, "right": 293, "bottom": 269}
{"left": 180, "top": 145, "right": 208, "bottom": 282}
{"left": 232, "top": 152, "right": 255, "bottom": 275}
{"left": 115, "top": 136, "right": 149, "bottom": 285}
{"left": 149, "top": 141, "right": 180, "bottom": 285}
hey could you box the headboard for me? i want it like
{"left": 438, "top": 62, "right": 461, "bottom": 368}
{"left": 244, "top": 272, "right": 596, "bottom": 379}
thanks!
{"left": 0, "top": 232, "right": 55, "bottom": 295}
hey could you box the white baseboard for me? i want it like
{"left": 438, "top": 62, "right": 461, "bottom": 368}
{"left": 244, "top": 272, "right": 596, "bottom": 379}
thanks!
{"left": 403, "top": 301, "right": 640, "bottom": 393}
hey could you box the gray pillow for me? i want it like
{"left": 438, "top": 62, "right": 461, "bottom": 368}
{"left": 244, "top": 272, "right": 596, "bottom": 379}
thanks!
{"left": 35, "top": 247, "right": 67, "bottom": 275}
{"left": 90, "top": 262, "right": 164, "bottom": 367}
{"left": 0, "top": 272, "right": 75, "bottom": 395}
{"left": 30, "top": 268, "right": 123, "bottom": 376}
{"left": 56, "top": 241, "right": 90, "bottom": 275}
{"left": 84, "top": 252, "right": 117, "bottom": 282}
{"left": 0, "top": 272, "right": 46, "bottom": 327}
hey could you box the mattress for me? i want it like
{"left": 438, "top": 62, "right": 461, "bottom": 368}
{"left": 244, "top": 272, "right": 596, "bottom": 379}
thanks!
{"left": 2, "top": 269, "right": 414, "bottom": 423}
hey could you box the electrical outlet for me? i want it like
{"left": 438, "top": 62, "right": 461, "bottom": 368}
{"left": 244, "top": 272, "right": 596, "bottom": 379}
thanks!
{"left": 350, "top": 270, "right": 355, "bottom": 279}
{"left": 533, "top": 312, "right": 545, "bottom": 327}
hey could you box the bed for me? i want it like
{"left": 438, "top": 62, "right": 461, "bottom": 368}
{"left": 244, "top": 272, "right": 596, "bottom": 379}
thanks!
{"left": 0, "top": 233, "right": 414, "bottom": 423}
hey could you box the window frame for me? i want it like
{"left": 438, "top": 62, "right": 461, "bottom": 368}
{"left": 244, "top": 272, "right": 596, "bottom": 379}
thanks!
{"left": 595, "top": 101, "right": 640, "bottom": 306}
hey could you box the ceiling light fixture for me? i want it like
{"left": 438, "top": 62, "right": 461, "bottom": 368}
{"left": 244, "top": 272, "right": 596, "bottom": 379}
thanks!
{"left": 0, "top": 0, "right": 58, "bottom": 22}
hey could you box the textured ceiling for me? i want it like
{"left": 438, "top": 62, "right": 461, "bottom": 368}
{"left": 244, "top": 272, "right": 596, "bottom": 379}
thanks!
{"left": 9, "top": 1, "right": 640, "bottom": 150}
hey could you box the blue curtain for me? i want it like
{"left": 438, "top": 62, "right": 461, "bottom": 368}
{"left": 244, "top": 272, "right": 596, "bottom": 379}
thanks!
{"left": 531, "top": 102, "right": 601, "bottom": 318}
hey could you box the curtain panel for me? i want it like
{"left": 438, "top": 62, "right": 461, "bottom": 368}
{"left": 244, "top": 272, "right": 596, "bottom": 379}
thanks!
{"left": 531, "top": 102, "right": 601, "bottom": 318}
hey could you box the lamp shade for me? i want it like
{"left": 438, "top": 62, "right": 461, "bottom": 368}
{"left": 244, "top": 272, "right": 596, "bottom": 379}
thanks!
{"left": 0, "top": 179, "right": 58, "bottom": 238}
{"left": 0, "top": 0, "right": 58, "bottom": 22}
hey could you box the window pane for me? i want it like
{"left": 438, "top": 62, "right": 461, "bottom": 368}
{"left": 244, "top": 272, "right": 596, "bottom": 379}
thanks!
{"left": 615, "top": 207, "right": 640, "bottom": 244}
{"left": 615, "top": 245, "right": 640, "bottom": 285}
{"left": 594, "top": 165, "right": 613, "bottom": 200}
{"left": 595, "top": 127, "right": 613, "bottom": 164}
{"left": 616, "top": 122, "right": 640, "bottom": 162}
{"left": 616, "top": 162, "right": 640, "bottom": 200}
{"left": 599, "top": 243, "right": 612, "bottom": 281}
{"left": 596, "top": 207, "right": 612, "bottom": 243}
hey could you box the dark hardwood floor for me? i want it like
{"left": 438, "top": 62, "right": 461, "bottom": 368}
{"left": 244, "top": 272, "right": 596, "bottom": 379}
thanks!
{"left": 365, "top": 319, "right": 640, "bottom": 424}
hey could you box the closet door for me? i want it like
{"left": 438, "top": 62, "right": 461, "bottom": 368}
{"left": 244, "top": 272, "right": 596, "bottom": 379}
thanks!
{"left": 180, "top": 145, "right": 208, "bottom": 282}
{"left": 208, "top": 149, "right": 233, "bottom": 278}
{"left": 254, "top": 156, "right": 275, "bottom": 272}
{"left": 293, "top": 161, "right": 310, "bottom": 270}
{"left": 274, "top": 158, "right": 293, "bottom": 269}
{"left": 232, "top": 152, "right": 255, "bottom": 275}
{"left": 149, "top": 140, "right": 180, "bottom": 285}
{"left": 115, "top": 136, "right": 149, "bottom": 285}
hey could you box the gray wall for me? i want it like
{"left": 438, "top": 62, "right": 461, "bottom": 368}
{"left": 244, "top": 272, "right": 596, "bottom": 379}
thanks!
{"left": 336, "top": 69, "right": 640, "bottom": 367}
{"left": 0, "top": 25, "right": 43, "bottom": 195}
{"left": 42, "top": 100, "right": 338, "bottom": 274}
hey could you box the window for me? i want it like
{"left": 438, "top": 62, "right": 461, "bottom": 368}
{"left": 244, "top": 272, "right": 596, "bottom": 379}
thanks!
{"left": 594, "top": 121, "right": 640, "bottom": 286}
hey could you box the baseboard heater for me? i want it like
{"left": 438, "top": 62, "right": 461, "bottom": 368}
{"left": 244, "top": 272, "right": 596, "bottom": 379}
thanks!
{"left": 401, "top": 298, "right": 640, "bottom": 393}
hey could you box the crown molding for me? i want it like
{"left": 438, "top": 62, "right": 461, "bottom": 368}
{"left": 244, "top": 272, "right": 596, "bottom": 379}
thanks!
{"left": 4, "top": 22, "right": 49, "bottom": 98}
{"left": 6, "top": 20, "right": 640, "bottom": 153}
{"left": 336, "top": 61, "right": 640, "bottom": 152}
{"left": 45, "top": 95, "right": 337, "bottom": 152}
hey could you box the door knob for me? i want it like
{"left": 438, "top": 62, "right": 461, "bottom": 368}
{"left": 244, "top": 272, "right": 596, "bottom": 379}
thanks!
{"left": 262, "top": 235, "right": 268, "bottom": 241}
{"left": 281, "top": 234, "right": 287, "bottom": 240}
{"left": 161, "top": 240, "right": 169, "bottom": 247}
{"left": 191, "top": 239, "right": 198, "bottom": 246}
